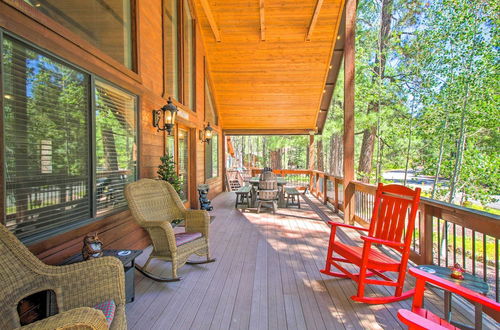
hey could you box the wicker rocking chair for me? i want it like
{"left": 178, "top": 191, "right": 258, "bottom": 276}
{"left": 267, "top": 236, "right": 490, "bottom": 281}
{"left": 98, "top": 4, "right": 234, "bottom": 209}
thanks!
{"left": 0, "top": 223, "right": 127, "bottom": 329}
{"left": 125, "top": 179, "right": 214, "bottom": 282}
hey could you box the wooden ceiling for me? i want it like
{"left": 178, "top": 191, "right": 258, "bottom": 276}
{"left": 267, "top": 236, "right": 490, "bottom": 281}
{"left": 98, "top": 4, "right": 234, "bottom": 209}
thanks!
{"left": 194, "top": 0, "right": 345, "bottom": 134}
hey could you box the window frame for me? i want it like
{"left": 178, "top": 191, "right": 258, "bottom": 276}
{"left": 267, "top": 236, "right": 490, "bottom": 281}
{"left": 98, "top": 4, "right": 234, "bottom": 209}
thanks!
{"left": 161, "top": 0, "right": 197, "bottom": 112}
{"left": 3, "top": 0, "right": 140, "bottom": 75}
{"left": 0, "top": 30, "right": 139, "bottom": 245}
{"left": 162, "top": 0, "right": 181, "bottom": 100}
{"left": 205, "top": 132, "right": 219, "bottom": 181}
{"left": 204, "top": 57, "right": 219, "bottom": 126}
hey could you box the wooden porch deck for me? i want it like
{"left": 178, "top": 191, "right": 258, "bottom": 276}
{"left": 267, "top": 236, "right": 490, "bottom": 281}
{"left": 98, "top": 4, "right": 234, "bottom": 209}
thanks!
{"left": 126, "top": 192, "right": 488, "bottom": 329}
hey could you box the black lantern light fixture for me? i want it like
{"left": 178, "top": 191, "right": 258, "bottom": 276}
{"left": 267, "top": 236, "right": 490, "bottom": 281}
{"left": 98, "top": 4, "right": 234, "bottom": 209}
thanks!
{"left": 200, "top": 122, "right": 213, "bottom": 143}
{"left": 153, "top": 97, "right": 178, "bottom": 135}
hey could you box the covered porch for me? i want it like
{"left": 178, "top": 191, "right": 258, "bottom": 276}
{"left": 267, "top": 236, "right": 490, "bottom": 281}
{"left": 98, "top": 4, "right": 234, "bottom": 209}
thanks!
{"left": 125, "top": 192, "right": 492, "bottom": 329}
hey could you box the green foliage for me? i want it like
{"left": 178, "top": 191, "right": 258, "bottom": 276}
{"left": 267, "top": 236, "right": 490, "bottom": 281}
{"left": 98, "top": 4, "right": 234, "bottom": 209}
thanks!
{"left": 229, "top": 0, "right": 499, "bottom": 213}
{"left": 157, "top": 155, "right": 182, "bottom": 195}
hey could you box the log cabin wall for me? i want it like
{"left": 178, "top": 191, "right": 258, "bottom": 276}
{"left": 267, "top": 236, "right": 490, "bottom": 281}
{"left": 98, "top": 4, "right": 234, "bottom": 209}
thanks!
{"left": 0, "top": 0, "right": 223, "bottom": 264}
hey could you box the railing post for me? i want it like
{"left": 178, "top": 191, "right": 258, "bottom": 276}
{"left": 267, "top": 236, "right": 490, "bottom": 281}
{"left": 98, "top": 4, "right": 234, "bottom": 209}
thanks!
{"left": 420, "top": 204, "right": 434, "bottom": 265}
{"left": 334, "top": 179, "right": 339, "bottom": 211}
{"left": 323, "top": 175, "right": 328, "bottom": 204}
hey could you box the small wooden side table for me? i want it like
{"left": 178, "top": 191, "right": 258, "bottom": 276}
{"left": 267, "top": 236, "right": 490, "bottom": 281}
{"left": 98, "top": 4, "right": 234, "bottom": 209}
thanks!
{"left": 61, "top": 249, "right": 143, "bottom": 303}
{"left": 416, "top": 265, "right": 490, "bottom": 330}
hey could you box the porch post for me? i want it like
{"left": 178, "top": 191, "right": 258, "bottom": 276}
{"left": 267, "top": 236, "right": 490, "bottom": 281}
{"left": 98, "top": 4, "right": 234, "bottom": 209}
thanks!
{"left": 308, "top": 133, "right": 315, "bottom": 191}
{"left": 343, "top": 0, "right": 356, "bottom": 224}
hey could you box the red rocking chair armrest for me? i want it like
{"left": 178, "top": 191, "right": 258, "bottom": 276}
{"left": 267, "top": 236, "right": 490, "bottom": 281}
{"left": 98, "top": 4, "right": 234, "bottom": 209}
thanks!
{"left": 360, "top": 236, "right": 405, "bottom": 248}
{"left": 327, "top": 221, "right": 369, "bottom": 232}
{"left": 397, "top": 309, "right": 451, "bottom": 330}
{"left": 409, "top": 268, "right": 500, "bottom": 311}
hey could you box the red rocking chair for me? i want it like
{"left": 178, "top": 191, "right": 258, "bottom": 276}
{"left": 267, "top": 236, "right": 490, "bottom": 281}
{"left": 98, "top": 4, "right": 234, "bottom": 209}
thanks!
{"left": 398, "top": 267, "right": 500, "bottom": 329}
{"left": 321, "top": 183, "right": 421, "bottom": 304}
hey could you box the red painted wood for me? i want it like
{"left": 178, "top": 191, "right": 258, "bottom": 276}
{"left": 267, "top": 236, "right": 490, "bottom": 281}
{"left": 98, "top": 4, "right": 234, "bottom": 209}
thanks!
{"left": 397, "top": 309, "right": 458, "bottom": 330}
{"left": 398, "top": 268, "right": 500, "bottom": 329}
{"left": 410, "top": 268, "right": 500, "bottom": 311}
{"left": 320, "top": 182, "right": 421, "bottom": 304}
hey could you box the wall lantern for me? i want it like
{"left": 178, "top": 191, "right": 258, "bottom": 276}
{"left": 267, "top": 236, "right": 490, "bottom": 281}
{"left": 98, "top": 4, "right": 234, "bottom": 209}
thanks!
{"left": 152, "top": 97, "right": 178, "bottom": 135}
{"left": 200, "top": 123, "right": 213, "bottom": 143}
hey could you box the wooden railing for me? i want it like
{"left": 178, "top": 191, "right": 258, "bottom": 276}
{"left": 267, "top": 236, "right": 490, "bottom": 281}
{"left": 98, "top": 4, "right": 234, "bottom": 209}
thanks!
{"left": 249, "top": 167, "right": 500, "bottom": 303}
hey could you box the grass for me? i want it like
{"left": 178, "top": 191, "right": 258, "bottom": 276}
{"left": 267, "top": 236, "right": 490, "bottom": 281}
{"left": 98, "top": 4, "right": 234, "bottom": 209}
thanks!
{"left": 462, "top": 201, "right": 500, "bottom": 216}
{"left": 413, "top": 228, "right": 496, "bottom": 263}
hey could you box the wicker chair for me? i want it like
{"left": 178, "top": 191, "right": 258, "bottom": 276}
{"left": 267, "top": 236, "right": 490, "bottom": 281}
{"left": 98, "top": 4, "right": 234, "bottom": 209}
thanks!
{"left": 0, "top": 223, "right": 126, "bottom": 330}
{"left": 125, "top": 179, "right": 214, "bottom": 282}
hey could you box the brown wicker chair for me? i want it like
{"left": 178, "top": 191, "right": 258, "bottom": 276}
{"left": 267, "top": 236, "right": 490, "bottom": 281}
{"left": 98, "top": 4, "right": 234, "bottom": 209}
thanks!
{"left": 125, "top": 179, "right": 214, "bottom": 282}
{"left": 0, "top": 223, "right": 127, "bottom": 330}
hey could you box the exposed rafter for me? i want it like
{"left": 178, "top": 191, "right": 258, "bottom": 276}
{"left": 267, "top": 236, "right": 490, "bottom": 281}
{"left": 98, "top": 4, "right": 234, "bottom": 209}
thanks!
{"left": 305, "top": 0, "right": 324, "bottom": 41}
{"left": 200, "top": 0, "right": 222, "bottom": 42}
{"left": 259, "top": 0, "right": 265, "bottom": 41}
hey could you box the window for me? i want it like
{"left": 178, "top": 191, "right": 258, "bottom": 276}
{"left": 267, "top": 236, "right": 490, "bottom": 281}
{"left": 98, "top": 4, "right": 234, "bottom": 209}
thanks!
{"left": 95, "top": 80, "right": 137, "bottom": 215}
{"left": 205, "top": 133, "right": 219, "bottom": 180}
{"left": 163, "top": 0, "right": 179, "bottom": 99}
{"left": 204, "top": 66, "right": 218, "bottom": 125}
{"left": 178, "top": 129, "right": 189, "bottom": 201}
{"left": 23, "top": 0, "right": 134, "bottom": 69}
{"left": 182, "top": 0, "right": 195, "bottom": 110}
{"left": 1, "top": 34, "right": 137, "bottom": 242}
{"left": 3, "top": 36, "right": 91, "bottom": 241}
{"left": 166, "top": 133, "right": 175, "bottom": 159}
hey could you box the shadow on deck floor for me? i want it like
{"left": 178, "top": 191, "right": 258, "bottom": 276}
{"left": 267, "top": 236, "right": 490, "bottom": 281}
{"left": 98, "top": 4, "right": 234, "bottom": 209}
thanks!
{"left": 125, "top": 192, "right": 493, "bottom": 330}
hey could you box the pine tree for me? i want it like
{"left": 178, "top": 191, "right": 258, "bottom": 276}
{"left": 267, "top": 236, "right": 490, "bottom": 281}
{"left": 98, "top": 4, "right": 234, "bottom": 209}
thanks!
{"left": 157, "top": 155, "right": 182, "bottom": 195}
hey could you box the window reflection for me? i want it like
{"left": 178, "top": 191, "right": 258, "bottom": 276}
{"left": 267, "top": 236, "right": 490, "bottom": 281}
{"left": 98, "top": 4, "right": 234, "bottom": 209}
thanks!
{"left": 24, "top": 0, "right": 133, "bottom": 69}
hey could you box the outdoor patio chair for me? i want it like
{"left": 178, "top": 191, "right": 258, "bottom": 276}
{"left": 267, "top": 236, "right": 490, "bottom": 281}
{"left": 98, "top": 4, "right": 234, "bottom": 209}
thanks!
{"left": 0, "top": 223, "right": 127, "bottom": 329}
{"left": 257, "top": 176, "right": 279, "bottom": 213}
{"left": 398, "top": 267, "right": 500, "bottom": 329}
{"left": 321, "top": 183, "right": 421, "bottom": 304}
{"left": 125, "top": 179, "right": 215, "bottom": 282}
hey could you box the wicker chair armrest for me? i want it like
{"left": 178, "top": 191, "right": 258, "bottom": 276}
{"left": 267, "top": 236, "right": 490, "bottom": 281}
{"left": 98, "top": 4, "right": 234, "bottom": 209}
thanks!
{"left": 19, "top": 307, "right": 108, "bottom": 330}
{"left": 184, "top": 210, "right": 210, "bottom": 236}
{"left": 141, "top": 220, "right": 177, "bottom": 254}
{"left": 47, "top": 257, "right": 126, "bottom": 309}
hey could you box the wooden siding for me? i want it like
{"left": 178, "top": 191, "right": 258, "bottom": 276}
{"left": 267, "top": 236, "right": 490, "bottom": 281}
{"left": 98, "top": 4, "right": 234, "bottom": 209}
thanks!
{"left": 0, "top": 0, "right": 223, "bottom": 264}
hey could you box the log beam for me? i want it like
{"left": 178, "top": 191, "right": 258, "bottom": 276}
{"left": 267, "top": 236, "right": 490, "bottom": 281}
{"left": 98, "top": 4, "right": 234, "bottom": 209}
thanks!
{"left": 199, "top": 0, "right": 221, "bottom": 42}
{"left": 305, "top": 0, "right": 324, "bottom": 41}
{"left": 343, "top": 0, "right": 355, "bottom": 224}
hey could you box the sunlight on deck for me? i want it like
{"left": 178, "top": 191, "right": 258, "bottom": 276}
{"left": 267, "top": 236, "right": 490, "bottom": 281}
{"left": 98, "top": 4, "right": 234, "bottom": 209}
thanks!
{"left": 125, "top": 192, "right": 490, "bottom": 330}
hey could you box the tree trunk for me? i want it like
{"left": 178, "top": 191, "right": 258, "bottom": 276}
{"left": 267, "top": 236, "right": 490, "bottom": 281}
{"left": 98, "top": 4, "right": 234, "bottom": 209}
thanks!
{"left": 317, "top": 139, "right": 324, "bottom": 171}
{"left": 357, "top": 0, "right": 394, "bottom": 182}
{"left": 403, "top": 114, "right": 413, "bottom": 186}
{"left": 449, "top": 83, "right": 470, "bottom": 204}
{"left": 431, "top": 113, "right": 449, "bottom": 199}
{"left": 270, "top": 149, "right": 282, "bottom": 169}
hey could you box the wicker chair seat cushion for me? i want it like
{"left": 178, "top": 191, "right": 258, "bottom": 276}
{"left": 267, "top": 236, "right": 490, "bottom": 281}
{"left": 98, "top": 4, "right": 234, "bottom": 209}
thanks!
{"left": 175, "top": 232, "right": 203, "bottom": 246}
{"left": 94, "top": 300, "right": 116, "bottom": 327}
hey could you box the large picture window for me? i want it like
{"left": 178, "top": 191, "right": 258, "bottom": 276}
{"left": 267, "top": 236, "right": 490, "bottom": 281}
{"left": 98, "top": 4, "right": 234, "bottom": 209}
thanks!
{"left": 205, "top": 133, "right": 218, "bottom": 180}
{"left": 1, "top": 34, "right": 137, "bottom": 242}
{"left": 2, "top": 36, "right": 91, "bottom": 241}
{"left": 182, "top": 0, "right": 195, "bottom": 110}
{"left": 163, "top": 0, "right": 179, "bottom": 99}
{"left": 23, "top": 0, "right": 134, "bottom": 69}
{"left": 95, "top": 81, "right": 137, "bottom": 214}
{"left": 204, "top": 67, "right": 218, "bottom": 126}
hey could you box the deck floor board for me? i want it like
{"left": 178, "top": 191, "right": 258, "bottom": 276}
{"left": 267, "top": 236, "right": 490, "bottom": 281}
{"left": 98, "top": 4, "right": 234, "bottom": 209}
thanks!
{"left": 126, "top": 192, "right": 494, "bottom": 329}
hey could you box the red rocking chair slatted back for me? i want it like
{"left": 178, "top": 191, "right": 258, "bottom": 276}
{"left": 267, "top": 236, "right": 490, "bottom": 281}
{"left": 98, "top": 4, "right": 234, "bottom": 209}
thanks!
{"left": 320, "top": 183, "right": 421, "bottom": 304}
{"left": 369, "top": 184, "right": 421, "bottom": 253}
